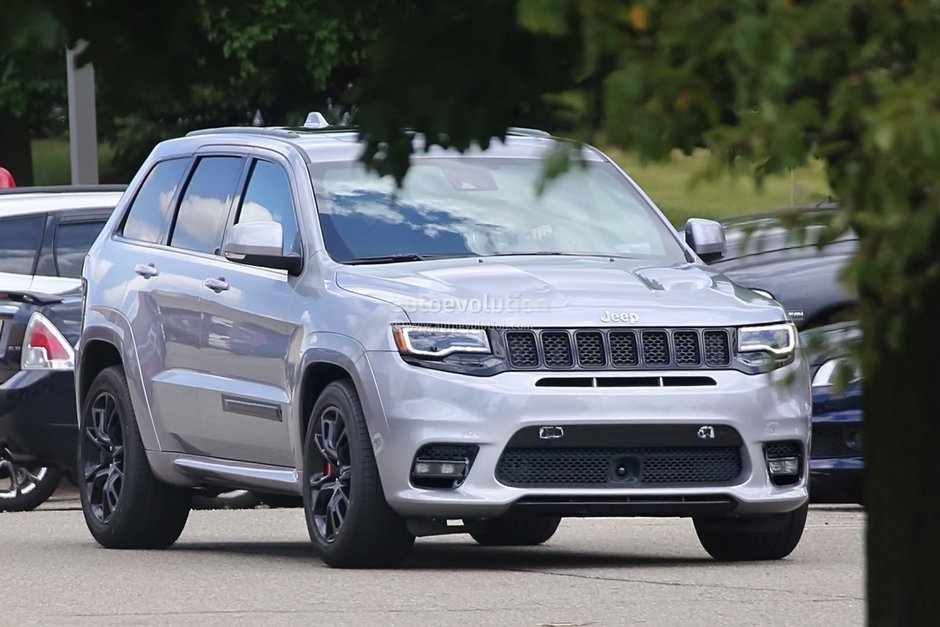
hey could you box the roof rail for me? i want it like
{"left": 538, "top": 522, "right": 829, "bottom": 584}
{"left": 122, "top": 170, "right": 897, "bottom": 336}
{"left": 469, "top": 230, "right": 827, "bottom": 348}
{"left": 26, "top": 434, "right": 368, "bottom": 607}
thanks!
{"left": 506, "top": 126, "right": 552, "bottom": 138}
{"left": 185, "top": 127, "right": 303, "bottom": 139}
{"left": 0, "top": 184, "right": 127, "bottom": 196}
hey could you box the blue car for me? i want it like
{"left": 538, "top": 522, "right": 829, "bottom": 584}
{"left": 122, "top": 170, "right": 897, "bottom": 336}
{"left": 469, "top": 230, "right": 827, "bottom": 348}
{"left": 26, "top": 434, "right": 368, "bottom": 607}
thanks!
{"left": 801, "top": 323, "right": 863, "bottom": 504}
{"left": 710, "top": 211, "right": 864, "bottom": 504}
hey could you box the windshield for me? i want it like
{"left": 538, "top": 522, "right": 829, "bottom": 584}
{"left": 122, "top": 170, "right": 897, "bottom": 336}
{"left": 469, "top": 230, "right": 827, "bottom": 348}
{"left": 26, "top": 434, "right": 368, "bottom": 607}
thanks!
{"left": 309, "top": 157, "right": 687, "bottom": 264}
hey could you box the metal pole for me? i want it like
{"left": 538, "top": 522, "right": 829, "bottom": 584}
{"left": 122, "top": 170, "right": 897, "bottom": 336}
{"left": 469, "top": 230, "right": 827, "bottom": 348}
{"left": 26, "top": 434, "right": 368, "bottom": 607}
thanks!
{"left": 66, "top": 41, "right": 99, "bottom": 184}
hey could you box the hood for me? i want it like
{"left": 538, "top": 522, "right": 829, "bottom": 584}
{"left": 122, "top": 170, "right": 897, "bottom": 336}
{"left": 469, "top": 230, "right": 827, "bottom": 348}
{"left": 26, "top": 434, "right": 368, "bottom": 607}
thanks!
{"left": 335, "top": 256, "right": 786, "bottom": 327}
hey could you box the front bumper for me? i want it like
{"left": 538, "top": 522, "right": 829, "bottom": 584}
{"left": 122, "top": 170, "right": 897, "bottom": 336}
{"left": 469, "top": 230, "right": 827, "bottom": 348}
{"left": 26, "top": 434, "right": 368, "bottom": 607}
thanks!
{"left": 365, "top": 351, "right": 812, "bottom": 518}
{"left": 809, "top": 387, "right": 864, "bottom": 503}
{"left": 0, "top": 370, "right": 78, "bottom": 468}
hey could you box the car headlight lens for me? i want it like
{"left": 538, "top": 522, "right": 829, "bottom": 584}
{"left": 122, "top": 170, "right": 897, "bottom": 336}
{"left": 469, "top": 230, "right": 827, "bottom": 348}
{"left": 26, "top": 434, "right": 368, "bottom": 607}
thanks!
{"left": 737, "top": 322, "right": 797, "bottom": 357}
{"left": 392, "top": 325, "right": 491, "bottom": 358}
{"left": 812, "top": 358, "right": 861, "bottom": 388}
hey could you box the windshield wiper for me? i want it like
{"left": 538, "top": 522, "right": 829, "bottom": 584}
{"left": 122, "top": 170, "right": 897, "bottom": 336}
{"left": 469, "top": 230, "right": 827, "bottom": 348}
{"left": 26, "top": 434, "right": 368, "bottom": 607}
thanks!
{"left": 343, "top": 253, "right": 477, "bottom": 265}
{"left": 486, "top": 252, "right": 641, "bottom": 260}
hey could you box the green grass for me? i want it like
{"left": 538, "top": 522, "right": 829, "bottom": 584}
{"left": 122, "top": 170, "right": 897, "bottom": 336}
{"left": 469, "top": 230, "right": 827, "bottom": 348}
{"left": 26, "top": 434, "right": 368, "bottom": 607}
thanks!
{"left": 31, "top": 139, "right": 830, "bottom": 225}
{"left": 31, "top": 139, "right": 115, "bottom": 186}
{"left": 606, "top": 148, "right": 831, "bottom": 225}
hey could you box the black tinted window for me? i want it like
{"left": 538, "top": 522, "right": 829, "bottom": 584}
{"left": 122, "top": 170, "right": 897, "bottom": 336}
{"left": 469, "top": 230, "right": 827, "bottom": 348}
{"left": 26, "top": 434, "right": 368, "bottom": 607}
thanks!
{"left": 171, "top": 156, "right": 244, "bottom": 254}
{"left": 0, "top": 215, "right": 44, "bottom": 274}
{"left": 236, "top": 160, "right": 301, "bottom": 255}
{"left": 55, "top": 221, "right": 107, "bottom": 278}
{"left": 122, "top": 158, "right": 188, "bottom": 243}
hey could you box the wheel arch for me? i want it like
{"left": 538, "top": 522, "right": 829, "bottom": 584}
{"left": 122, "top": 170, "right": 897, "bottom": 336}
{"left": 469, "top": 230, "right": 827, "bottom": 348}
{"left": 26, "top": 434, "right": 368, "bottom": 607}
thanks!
{"left": 294, "top": 333, "right": 389, "bottom": 471}
{"left": 78, "top": 339, "right": 122, "bottom": 410}
{"left": 299, "top": 361, "right": 355, "bottom": 445}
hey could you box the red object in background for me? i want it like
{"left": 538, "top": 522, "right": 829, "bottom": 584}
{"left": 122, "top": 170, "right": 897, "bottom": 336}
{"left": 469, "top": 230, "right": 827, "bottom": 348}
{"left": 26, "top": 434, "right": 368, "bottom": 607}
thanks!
{"left": 0, "top": 167, "right": 16, "bottom": 188}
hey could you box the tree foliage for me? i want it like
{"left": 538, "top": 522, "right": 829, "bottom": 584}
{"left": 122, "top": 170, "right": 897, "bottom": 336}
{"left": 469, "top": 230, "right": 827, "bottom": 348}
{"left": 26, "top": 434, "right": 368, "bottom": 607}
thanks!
{"left": 1, "top": 0, "right": 390, "bottom": 177}
{"left": 353, "top": 2, "right": 938, "bottom": 622}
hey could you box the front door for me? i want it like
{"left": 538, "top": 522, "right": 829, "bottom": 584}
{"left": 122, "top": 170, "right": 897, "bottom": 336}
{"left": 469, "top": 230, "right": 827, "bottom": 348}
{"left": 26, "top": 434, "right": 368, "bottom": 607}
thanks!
{"left": 192, "top": 157, "right": 302, "bottom": 466}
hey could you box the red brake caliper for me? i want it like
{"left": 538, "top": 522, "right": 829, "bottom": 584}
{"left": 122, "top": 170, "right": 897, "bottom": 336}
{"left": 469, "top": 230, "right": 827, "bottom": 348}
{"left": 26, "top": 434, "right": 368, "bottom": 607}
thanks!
{"left": 324, "top": 462, "right": 335, "bottom": 477}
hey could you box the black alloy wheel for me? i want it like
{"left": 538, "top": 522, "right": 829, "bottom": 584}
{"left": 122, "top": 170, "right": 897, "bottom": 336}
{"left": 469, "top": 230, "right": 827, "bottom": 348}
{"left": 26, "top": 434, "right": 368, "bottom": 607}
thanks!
{"left": 309, "top": 405, "right": 352, "bottom": 543}
{"left": 81, "top": 391, "right": 124, "bottom": 524}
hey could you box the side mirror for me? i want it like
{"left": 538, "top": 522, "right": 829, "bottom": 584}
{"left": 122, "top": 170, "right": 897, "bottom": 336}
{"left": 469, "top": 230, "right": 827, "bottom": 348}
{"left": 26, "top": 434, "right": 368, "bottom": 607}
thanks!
{"left": 684, "top": 218, "right": 726, "bottom": 263}
{"left": 222, "top": 222, "right": 302, "bottom": 275}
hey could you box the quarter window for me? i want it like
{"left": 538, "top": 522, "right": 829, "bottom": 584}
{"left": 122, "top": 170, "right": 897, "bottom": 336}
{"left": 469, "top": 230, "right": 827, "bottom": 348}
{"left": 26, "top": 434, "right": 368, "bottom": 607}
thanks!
{"left": 54, "top": 221, "right": 107, "bottom": 278}
{"left": 236, "top": 160, "right": 301, "bottom": 255}
{"left": 122, "top": 158, "right": 188, "bottom": 243}
{"left": 170, "top": 156, "right": 245, "bottom": 255}
{"left": 0, "top": 215, "right": 44, "bottom": 274}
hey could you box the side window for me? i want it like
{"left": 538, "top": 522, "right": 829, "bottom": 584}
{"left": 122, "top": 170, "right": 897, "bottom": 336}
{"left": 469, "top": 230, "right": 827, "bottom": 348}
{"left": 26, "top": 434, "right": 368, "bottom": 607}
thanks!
{"left": 54, "top": 221, "right": 107, "bottom": 278}
{"left": 122, "top": 158, "right": 189, "bottom": 243}
{"left": 170, "top": 156, "right": 244, "bottom": 254}
{"left": 236, "top": 160, "right": 301, "bottom": 255}
{"left": 0, "top": 215, "right": 44, "bottom": 274}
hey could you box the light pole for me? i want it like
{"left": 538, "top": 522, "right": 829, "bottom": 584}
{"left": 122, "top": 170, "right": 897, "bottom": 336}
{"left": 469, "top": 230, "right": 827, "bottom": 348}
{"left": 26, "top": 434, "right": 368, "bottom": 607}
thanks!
{"left": 66, "top": 40, "right": 98, "bottom": 184}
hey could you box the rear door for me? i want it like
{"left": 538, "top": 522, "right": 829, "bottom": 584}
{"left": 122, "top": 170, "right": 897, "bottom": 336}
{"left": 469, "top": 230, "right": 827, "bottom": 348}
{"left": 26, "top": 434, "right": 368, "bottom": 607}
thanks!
{"left": 32, "top": 209, "right": 112, "bottom": 293}
{"left": 193, "top": 154, "right": 302, "bottom": 466}
{"left": 130, "top": 153, "right": 249, "bottom": 456}
{"left": 0, "top": 214, "right": 45, "bottom": 293}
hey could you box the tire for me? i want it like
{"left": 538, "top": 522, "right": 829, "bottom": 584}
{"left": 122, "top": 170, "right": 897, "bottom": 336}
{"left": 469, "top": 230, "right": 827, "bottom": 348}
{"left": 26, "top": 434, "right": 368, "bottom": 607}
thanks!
{"left": 0, "top": 452, "right": 62, "bottom": 512}
{"left": 694, "top": 502, "right": 808, "bottom": 561}
{"left": 78, "top": 366, "right": 191, "bottom": 549}
{"left": 191, "top": 490, "right": 264, "bottom": 510}
{"left": 302, "top": 379, "right": 414, "bottom": 568}
{"left": 467, "top": 514, "right": 561, "bottom": 546}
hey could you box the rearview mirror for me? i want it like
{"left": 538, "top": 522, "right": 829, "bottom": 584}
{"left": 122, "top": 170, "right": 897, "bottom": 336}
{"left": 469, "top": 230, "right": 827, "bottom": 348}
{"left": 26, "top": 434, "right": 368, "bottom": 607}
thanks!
{"left": 684, "top": 218, "right": 726, "bottom": 263}
{"left": 222, "top": 222, "right": 302, "bottom": 275}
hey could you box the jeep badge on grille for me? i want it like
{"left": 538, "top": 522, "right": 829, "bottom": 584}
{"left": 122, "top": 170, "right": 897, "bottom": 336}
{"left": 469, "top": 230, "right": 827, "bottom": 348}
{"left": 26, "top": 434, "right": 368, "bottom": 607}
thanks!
{"left": 600, "top": 311, "right": 639, "bottom": 324}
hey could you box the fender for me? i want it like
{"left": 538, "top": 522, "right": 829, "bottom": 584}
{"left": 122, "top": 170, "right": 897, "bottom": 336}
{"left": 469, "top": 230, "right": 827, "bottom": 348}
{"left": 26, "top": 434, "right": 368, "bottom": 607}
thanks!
{"left": 292, "top": 331, "right": 390, "bottom": 472}
{"left": 78, "top": 306, "right": 163, "bottom": 452}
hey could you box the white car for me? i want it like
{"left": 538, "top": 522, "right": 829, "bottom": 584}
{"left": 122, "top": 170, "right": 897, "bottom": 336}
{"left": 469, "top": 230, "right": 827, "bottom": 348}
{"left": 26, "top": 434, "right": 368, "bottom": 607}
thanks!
{"left": 0, "top": 186, "right": 124, "bottom": 295}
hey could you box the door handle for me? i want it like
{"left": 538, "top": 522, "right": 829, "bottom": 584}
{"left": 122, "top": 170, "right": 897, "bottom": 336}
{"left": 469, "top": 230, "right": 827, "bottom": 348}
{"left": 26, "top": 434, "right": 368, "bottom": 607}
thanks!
{"left": 204, "top": 277, "right": 230, "bottom": 293}
{"left": 134, "top": 263, "right": 159, "bottom": 279}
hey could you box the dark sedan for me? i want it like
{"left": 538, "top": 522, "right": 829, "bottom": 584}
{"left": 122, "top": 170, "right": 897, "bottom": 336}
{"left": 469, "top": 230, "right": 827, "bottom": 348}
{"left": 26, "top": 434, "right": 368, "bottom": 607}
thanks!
{"left": 0, "top": 290, "right": 82, "bottom": 510}
{"left": 708, "top": 210, "right": 863, "bottom": 503}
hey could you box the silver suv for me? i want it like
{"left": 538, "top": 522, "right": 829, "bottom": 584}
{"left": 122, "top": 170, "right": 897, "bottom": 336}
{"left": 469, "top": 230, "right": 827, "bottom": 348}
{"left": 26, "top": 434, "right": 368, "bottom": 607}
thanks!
{"left": 77, "top": 121, "right": 811, "bottom": 567}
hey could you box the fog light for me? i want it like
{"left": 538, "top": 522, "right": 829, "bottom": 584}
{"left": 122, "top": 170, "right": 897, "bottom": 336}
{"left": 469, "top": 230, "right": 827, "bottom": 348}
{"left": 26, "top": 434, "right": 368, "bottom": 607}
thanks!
{"left": 411, "top": 460, "right": 468, "bottom": 478}
{"left": 767, "top": 457, "right": 800, "bottom": 476}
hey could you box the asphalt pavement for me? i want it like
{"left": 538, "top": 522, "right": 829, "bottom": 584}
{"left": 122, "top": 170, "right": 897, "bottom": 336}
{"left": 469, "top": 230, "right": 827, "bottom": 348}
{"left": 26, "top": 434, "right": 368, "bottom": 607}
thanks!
{"left": 2, "top": 490, "right": 864, "bottom": 626}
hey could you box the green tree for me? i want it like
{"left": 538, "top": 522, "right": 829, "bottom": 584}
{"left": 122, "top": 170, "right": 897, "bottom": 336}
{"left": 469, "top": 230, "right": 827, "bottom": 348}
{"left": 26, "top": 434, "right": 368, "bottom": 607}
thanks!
{"left": 352, "top": 1, "right": 938, "bottom": 622}
{"left": 0, "top": 4, "right": 67, "bottom": 185}
{"left": 1, "top": 0, "right": 389, "bottom": 180}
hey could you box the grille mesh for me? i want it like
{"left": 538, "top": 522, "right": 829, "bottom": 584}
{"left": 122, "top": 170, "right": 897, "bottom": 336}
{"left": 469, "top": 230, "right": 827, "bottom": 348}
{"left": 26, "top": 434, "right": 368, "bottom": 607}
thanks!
{"left": 542, "top": 331, "right": 573, "bottom": 367}
{"left": 503, "top": 328, "right": 733, "bottom": 370}
{"left": 575, "top": 331, "right": 606, "bottom": 367}
{"left": 673, "top": 330, "right": 701, "bottom": 365}
{"left": 641, "top": 331, "right": 669, "bottom": 365}
{"left": 811, "top": 424, "right": 861, "bottom": 459}
{"left": 609, "top": 331, "right": 639, "bottom": 366}
{"left": 765, "top": 441, "right": 801, "bottom": 459}
{"left": 703, "top": 330, "right": 731, "bottom": 366}
{"left": 506, "top": 332, "right": 538, "bottom": 368}
{"left": 496, "top": 446, "right": 743, "bottom": 486}
{"left": 415, "top": 444, "right": 478, "bottom": 461}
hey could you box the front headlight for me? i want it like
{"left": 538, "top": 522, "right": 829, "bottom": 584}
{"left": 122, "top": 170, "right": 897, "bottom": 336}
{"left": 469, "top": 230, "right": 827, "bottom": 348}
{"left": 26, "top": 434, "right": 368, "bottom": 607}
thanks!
{"left": 392, "top": 324, "right": 491, "bottom": 358}
{"left": 812, "top": 358, "right": 862, "bottom": 388}
{"left": 737, "top": 322, "right": 797, "bottom": 357}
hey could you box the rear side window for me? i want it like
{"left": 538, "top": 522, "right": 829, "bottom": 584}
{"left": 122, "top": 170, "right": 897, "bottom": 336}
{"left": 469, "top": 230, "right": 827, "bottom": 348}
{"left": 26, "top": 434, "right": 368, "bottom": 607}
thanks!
{"left": 170, "top": 156, "right": 244, "bottom": 254}
{"left": 122, "top": 158, "right": 189, "bottom": 243}
{"left": 236, "top": 160, "right": 301, "bottom": 255}
{"left": 54, "top": 221, "right": 107, "bottom": 278}
{"left": 0, "top": 215, "right": 44, "bottom": 274}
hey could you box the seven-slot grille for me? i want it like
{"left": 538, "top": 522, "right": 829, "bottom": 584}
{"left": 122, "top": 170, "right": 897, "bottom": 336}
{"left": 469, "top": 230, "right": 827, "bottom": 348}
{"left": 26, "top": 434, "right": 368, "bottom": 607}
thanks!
{"left": 503, "top": 328, "right": 732, "bottom": 370}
